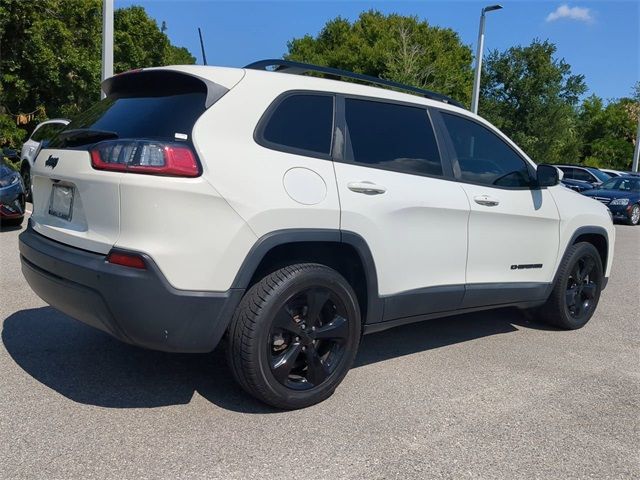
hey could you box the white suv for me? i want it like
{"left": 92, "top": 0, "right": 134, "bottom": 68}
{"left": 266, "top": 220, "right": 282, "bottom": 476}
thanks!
{"left": 19, "top": 61, "right": 615, "bottom": 409}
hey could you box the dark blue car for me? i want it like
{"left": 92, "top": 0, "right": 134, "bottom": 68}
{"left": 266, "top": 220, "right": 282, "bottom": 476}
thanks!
{"left": 561, "top": 178, "right": 594, "bottom": 193}
{"left": 583, "top": 176, "right": 640, "bottom": 225}
{"left": 0, "top": 157, "right": 26, "bottom": 227}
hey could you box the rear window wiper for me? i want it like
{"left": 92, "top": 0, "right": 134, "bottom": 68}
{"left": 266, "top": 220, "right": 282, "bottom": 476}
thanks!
{"left": 57, "top": 128, "right": 119, "bottom": 147}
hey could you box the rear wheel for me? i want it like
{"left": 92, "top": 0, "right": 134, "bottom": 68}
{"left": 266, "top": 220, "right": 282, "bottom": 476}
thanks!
{"left": 226, "top": 263, "right": 361, "bottom": 409}
{"left": 537, "top": 242, "right": 603, "bottom": 329}
{"left": 20, "top": 163, "right": 32, "bottom": 203}
{"left": 628, "top": 203, "right": 640, "bottom": 226}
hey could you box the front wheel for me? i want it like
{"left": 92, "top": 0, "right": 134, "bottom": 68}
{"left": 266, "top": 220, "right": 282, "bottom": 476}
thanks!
{"left": 537, "top": 242, "right": 603, "bottom": 329}
{"left": 226, "top": 263, "right": 361, "bottom": 409}
{"left": 627, "top": 203, "right": 640, "bottom": 226}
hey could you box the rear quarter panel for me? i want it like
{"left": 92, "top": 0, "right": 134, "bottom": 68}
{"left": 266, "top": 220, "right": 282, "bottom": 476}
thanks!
{"left": 191, "top": 73, "right": 341, "bottom": 237}
{"left": 115, "top": 174, "right": 257, "bottom": 291}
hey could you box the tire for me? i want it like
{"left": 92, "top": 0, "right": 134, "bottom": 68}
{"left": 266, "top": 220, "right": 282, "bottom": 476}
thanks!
{"left": 627, "top": 203, "right": 640, "bottom": 226}
{"left": 20, "top": 163, "right": 32, "bottom": 203}
{"left": 537, "top": 242, "right": 603, "bottom": 330}
{"left": 226, "top": 263, "right": 361, "bottom": 409}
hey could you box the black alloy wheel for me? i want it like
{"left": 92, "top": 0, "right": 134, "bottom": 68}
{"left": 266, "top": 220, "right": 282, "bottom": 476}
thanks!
{"left": 21, "top": 165, "right": 32, "bottom": 203}
{"left": 537, "top": 242, "right": 603, "bottom": 329}
{"left": 269, "top": 287, "right": 350, "bottom": 390}
{"left": 227, "top": 263, "right": 361, "bottom": 409}
{"left": 565, "top": 255, "right": 598, "bottom": 321}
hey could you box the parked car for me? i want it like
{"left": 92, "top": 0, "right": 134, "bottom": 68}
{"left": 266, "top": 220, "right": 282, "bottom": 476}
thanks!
{"left": 560, "top": 177, "right": 594, "bottom": 193}
{"left": 600, "top": 168, "right": 625, "bottom": 177}
{"left": 554, "top": 164, "right": 611, "bottom": 187}
{"left": 19, "top": 61, "right": 615, "bottom": 409}
{"left": 583, "top": 176, "right": 640, "bottom": 225}
{"left": 0, "top": 157, "right": 26, "bottom": 226}
{"left": 20, "top": 118, "right": 69, "bottom": 201}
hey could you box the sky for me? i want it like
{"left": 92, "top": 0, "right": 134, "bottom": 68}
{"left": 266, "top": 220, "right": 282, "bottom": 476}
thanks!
{"left": 116, "top": 0, "right": 639, "bottom": 101}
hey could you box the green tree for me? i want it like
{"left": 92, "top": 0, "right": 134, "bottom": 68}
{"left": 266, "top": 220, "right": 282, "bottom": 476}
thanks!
{"left": 578, "top": 94, "right": 637, "bottom": 170}
{"left": 479, "top": 39, "right": 587, "bottom": 164}
{"left": 286, "top": 11, "right": 474, "bottom": 105}
{"left": 0, "top": 0, "right": 103, "bottom": 125}
{"left": 114, "top": 6, "right": 195, "bottom": 73}
{"left": 0, "top": 0, "right": 195, "bottom": 148}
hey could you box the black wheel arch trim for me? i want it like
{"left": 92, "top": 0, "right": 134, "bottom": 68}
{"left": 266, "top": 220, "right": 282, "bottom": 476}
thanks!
{"left": 567, "top": 225, "right": 609, "bottom": 245}
{"left": 556, "top": 225, "right": 609, "bottom": 289}
{"left": 230, "top": 228, "right": 384, "bottom": 324}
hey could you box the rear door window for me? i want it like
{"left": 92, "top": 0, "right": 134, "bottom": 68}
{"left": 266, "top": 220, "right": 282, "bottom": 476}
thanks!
{"left": 259, "top": 94, "right": 334, "bottom": 156}
{"left": 344, "top": 98, "right": 443, "bottom": 176}
{"left": 572, "top": 169, "right": 594, "bottom": 182}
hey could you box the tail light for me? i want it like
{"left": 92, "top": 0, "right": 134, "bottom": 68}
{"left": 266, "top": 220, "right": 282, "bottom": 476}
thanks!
{"left": 90, "top": 140, "right": 200, "bottom": 177}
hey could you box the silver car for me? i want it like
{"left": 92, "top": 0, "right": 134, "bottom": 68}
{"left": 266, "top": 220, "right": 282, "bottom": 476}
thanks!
{"left": 20, "top": 119, "right": 69, "bottom": 200}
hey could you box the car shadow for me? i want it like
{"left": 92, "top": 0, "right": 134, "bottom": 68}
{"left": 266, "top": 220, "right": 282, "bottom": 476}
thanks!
{"left": 2, "top": 306, "right": 552, "bottom": 413}
{"left": 354, "top": 307, "right": 554, "bottom": 368}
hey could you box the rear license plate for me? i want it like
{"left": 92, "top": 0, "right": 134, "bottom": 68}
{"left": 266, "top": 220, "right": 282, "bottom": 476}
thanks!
{"left": 48, "top": 184, "right": 74, "bottom": 221}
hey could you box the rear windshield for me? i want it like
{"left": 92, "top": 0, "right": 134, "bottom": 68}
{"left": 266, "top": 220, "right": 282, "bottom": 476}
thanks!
{"left": 50, "top": 72, "right": 207, "bottom": 148}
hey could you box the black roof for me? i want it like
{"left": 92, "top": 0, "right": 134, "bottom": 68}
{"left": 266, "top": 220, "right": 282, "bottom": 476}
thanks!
{"left": 245, "top": 59, "right": 465, "bottom": 109}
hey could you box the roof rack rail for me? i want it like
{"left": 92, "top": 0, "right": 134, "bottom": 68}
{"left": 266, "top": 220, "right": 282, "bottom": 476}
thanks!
{"left": 244, "top": 59, "right": 465, "bottom": 109}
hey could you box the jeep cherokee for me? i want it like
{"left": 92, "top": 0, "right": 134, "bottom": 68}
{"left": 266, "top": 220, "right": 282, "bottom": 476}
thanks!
{"left": 19, "top": 60, "right": 615, "bottom": 409}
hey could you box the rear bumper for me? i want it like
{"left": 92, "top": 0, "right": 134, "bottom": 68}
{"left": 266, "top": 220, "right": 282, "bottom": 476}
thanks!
{"left": 19, "top": 222, "right": 244, "bottom": 352}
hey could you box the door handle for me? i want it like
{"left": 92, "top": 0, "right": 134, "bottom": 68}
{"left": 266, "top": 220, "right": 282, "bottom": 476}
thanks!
{"left": 347, "top": 181, "right": 387, "bottom": 195}
{"left": 474, "top": 194, "right": 500, "bottom": 207}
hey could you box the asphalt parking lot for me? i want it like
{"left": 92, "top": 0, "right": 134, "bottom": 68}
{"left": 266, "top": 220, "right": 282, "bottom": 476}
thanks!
{"left": 1, "top": 214, "right": 638, "bottom": 480}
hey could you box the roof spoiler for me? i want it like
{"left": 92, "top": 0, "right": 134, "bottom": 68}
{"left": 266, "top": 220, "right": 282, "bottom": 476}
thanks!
{"left": 101, "top": 69, "right": 229, "bottom": 108}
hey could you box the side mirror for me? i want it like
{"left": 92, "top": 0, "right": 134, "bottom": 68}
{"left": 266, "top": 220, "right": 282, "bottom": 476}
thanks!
{"left": 536, "top": 164, "right": 560, "bottom": 187}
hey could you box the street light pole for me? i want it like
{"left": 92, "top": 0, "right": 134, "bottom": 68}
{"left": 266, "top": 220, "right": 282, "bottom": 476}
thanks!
{"left": 101, "top": 0, "right": 114, "bottom": 99}
{"left": 632, "top": 115, "right": 640, "bottom": 173}
{"left": 471, "top": 4, "right": 503, "bottom": 114}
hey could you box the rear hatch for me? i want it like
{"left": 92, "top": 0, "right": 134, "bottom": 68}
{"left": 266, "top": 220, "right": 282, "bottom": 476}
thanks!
{"left": 30, "top": 67, "right": 243, "bottom": 253}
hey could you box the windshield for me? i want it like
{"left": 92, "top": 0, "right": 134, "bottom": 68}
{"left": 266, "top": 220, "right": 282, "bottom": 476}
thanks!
{"left": 600, "top": 177, "right": 640, "bottom": 192}
{"left": 590, "top": 168, "right": 611, "bottom": 182}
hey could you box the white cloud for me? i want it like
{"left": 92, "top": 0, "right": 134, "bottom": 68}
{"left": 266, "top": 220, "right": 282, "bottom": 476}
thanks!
{"left": 546, "top": 4, "right": 594, "bottom": 23}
